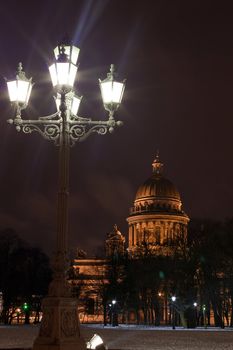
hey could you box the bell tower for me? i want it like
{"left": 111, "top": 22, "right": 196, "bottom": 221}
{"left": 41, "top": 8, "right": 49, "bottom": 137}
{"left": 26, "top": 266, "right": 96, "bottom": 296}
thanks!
{"left": 105, "top": 224, "right": 125, "bottom": 257}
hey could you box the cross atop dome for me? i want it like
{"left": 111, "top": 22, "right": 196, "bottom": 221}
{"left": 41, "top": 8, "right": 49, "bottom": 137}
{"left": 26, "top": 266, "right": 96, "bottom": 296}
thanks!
{"left": 152, "top": 151, "right": 164, "bottom": 176}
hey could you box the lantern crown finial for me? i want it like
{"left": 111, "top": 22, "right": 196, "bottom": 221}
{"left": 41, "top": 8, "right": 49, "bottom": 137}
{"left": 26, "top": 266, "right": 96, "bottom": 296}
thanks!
{"left": 17, "top": 62, "right": 23, "bottom": 74}
{"left": 57, "top": 36, "right": 71, "bottom": 62}
{"left": 109, "top": 64, "right": 115, "bottom": 78}
{"left": 16, "top": 62, "right": 27, "bottom": 81}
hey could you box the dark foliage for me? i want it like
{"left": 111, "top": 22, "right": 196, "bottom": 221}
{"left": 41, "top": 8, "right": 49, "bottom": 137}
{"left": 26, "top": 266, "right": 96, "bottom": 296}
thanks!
{"left": 93, "top": 218, "right": 233, "bottom": 327}
{"left": 0, "top": 228, "right": 52, "bottom": 324}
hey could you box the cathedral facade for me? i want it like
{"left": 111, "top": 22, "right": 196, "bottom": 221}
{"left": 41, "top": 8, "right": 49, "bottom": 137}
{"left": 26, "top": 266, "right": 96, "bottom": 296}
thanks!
{"left": 72, "top": 154, "right": 189, "bottom": 323}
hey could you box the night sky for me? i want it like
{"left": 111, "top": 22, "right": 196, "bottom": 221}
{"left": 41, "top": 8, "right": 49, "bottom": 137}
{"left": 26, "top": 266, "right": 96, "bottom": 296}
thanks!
{"left": 0, "top": 0, "right": 233, "bottom": 256}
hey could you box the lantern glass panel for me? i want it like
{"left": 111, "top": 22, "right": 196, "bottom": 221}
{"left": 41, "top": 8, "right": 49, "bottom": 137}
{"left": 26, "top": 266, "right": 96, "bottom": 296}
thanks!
{"left": 70, "top": 46, "right": 80, "bottom": 64}
{"left": 71, "top": 95, "right": 81, "bottom": 115}
{"left": 7, "top": 81, "right": 18, "bottom": 102}
{"left": 49, "top": 64, "right": 58, "bottom": 87}
{"left": 56, "top": 62, "right": 70, "bottom": 85}
{"left": 53, "top": 46, "right": 59, "bottom": 60}
{"left": 100, "top": 81, "right": 112, "bottom": 104}
{"left": 112, "top": 81, "right": 125, "bottom": 103}
{"left": 68, "top": 63, "right": 77, "bottom": 87}
{"left": 53, "top": 45, "right": 79, "bottom": 65}
{"left": 55, "top": 94, "right": 61, "bottom": 111}
{"left": 26, "top": 83, "right": 32, "bottom": 104}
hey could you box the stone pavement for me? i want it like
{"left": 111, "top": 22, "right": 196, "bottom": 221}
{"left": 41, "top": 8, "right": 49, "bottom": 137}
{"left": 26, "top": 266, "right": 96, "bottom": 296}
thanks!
{"left": 1, "top": 324, "right": 233, "bottom": 350}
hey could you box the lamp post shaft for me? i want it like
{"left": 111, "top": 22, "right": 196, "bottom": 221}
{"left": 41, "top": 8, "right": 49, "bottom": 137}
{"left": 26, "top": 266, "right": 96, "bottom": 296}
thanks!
{"left": 33, "top": 95, "right": 86, "bottom": 350}
{"left": 57, "top": 93, "right": 70, "bottom": 254}
{"left": 172, "top": 304, "right": 175, "bottom": 329}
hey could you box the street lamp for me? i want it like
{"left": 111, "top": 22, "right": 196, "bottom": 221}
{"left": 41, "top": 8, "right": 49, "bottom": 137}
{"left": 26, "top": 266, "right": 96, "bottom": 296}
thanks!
{"left": 6, "top": 41, "right": 125, "bottom": 350}
{"left": 171, "top": 296, "right": 176, "bottom": 329}
{"left": 202, "top": 305, "right": 207, "bottom": 329}
{"left": 111, "top": 299, "right": 118, "bottom": 327}
{"left": 193, "top": 302, "right": 198, "bottom": 327}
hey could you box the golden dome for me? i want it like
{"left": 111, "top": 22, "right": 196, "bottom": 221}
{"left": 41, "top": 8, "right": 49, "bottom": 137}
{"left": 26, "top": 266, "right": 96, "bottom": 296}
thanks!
{"left": 135, "top": 176, "right": 180, "bottom": 202}
{"left": 132, "top": 154, "right": 182, "bottom": 213}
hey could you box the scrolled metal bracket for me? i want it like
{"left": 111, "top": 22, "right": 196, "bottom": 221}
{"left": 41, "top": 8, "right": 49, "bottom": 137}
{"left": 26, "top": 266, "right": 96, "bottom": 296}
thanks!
{"left": 69, "top": 116, "right": 123, "bottom": 145}
{"left": 7, "top": 111, "right": 62, "bottom": 145}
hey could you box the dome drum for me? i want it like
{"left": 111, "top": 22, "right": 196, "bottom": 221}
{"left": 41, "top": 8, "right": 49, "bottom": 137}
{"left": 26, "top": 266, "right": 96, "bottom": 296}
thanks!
{"left": 130, "top": 199, "right": 182, "bottom": 215}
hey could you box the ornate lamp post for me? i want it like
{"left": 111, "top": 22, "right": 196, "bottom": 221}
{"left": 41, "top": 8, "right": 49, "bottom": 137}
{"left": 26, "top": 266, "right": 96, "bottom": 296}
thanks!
{"left": 6, "top": 42, "right": 125, "bottom": 350}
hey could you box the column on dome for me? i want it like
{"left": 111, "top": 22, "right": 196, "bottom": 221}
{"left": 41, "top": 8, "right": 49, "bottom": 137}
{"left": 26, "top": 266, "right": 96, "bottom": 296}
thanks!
{"left": 146, "top": 221, "right": 152, "bottom": 243}
{"left": 167, "top": 222, "right": 172, "bottom": 244}
{"left": 142, "top": 222, "right": 145, "bottom": 242}
{"left": 136, "top": 223, "right": 139, "bottom": 244}
{"left": 164, "top": 222, "right": 167, "bottom": 244}
{"left": 173, "top": 223, "right": 177, "bottom": 241}
{"left": 159, "top": 221, "right": 163, "bottom": 244}
{"left": 152, "top": 221, "right": 156, "bottom": 243}
{"left": 177, "top": 223, "right": 181, "bottom": 239}
{"left": 183, "top": 224, "right": 188, "bottom": 242}
{"left": 172, "top": 222, "right": 176, "bottom": 242}
{"left": 161, "top": 221, "right": 165, "bottom": 245}
{"left": 170, "top": 222, "right": 175, "bottom": 242}
{"left": 143, "top": 222, "right": 146, "bottom": 243}
{"left": 131, "top": 225, "right": 134, "bottom": 246}
{"left": 149, "top": 221, "right": 155, "bottom": 244}
{"left": 155, "top": 225, "right": 161, "bottom": 245}
{"left": 136, "top": 223, "right": 140, "bottom": 244}
{"left": 129, "top": 224, "right": 133, "bottom": 248}
{"left": 134, "top": 224, "right": 137, "bottom": 245}
{"left": 165, "top": 221, "right": 168, "bottom": 244}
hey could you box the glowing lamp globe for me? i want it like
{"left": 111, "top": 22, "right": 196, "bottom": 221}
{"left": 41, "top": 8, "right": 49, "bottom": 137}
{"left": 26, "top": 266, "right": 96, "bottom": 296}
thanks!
{"left": 56, "top": 92, "right": 82, "bottom": 116}
{"left": 99, "top": 64, "right": 125, "bottom": 114}
{"left": 49, "top": 44, "right": 79, "bottom": 89}
{"left": 70, "top": 94, "right": 82, "bottom": 115}
{"left": 86, "top": 334, "right": 105, "bottom": 350}
{"left": 7, "top": 63, "right": 32, "bottom": 106}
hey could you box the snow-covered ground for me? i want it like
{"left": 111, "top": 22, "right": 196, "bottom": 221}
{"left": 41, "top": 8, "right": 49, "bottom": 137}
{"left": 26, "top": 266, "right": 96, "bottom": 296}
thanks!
{"left": 1, "top": 324, "right": 233, "bottom": 349}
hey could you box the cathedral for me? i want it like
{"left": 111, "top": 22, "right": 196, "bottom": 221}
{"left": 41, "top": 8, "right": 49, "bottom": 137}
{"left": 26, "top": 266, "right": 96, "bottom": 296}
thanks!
{"left": 127, "top": 154, "right": 189, "bottom": 256}
{"left": 72, "top": 154, "right": 189, "bottom": 323}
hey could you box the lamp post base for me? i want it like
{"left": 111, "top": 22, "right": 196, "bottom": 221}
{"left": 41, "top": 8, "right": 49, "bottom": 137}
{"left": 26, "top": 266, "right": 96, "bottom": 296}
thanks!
{"left": 33, "top": 297, "right": 86, "bottom": 350}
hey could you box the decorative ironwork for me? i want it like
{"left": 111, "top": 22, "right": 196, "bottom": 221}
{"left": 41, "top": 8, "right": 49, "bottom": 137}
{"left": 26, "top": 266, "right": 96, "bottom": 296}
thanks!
{"left": 8, "top": 104, "right": 123, "bottom": 146}
{"left": 69, "top": 123, "right": 108, "bottom": 144}
{"left": 21, "top": 124, "right": 61, "bottom": 144}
